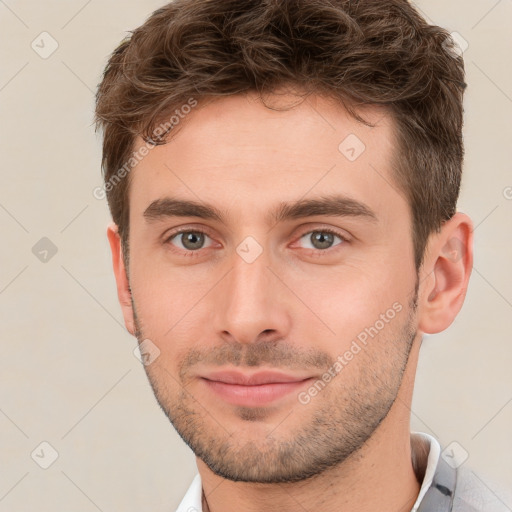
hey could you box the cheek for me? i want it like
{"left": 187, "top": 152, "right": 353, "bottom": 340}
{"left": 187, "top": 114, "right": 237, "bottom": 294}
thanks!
{"left": 130, "top": 251, "right": 209, "bottom": 316}
{"left": 286, "top": 262, "right": 412, "bottom": 351}
{"left": 129, "top": 261, "right": 219, "bottom": 363}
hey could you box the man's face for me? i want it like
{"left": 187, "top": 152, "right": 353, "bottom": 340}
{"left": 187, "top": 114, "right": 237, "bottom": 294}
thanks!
{"left": 124, "top": 92, "right": 420, "bottom": 482}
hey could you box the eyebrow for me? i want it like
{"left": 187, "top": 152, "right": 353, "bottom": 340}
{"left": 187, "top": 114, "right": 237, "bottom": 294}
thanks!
{"left": 143, "top": 195, "right": 378, "bottom": 225}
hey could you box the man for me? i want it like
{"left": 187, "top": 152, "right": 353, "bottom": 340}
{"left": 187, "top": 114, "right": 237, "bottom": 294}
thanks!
{"left": 94, "top": 1, "right": 506, "bottom": 510}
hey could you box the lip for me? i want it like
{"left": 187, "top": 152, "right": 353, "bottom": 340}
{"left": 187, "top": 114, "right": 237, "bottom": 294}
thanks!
{"left": 199, "top": 370, "right": 314, "bottom": 407}
{"left": 202, "top": 370, "right": 312, "bottom": 385}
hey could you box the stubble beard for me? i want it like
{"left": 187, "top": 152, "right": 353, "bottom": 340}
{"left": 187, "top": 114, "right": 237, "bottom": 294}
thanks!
{"left": 132, "top": 290, "right": 418, "bottom": 484}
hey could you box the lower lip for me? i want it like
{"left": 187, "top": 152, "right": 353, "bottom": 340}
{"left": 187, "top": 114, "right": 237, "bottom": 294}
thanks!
{"left": 201, "top": 378, "right": 312, "bottom": 407}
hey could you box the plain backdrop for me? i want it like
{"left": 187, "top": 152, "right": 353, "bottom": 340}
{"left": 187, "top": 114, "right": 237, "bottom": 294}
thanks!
{"left": 1, "top": 1, "right": 511, "bottom": 510}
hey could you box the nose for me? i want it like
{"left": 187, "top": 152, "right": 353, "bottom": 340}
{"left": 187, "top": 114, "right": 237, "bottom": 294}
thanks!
{"left": 212, "top": 245, "right": 292, "bottom": 345}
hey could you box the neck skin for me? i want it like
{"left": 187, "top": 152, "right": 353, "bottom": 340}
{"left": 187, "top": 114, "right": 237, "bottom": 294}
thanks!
{"left": 197, "top": 339, "right": 423, "bottom": 512}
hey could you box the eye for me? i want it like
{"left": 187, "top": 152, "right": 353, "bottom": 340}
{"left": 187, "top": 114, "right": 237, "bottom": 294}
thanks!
{"left": 166, "top": 230, "right": 214, "bottom": 251}
{"left": 298, "top": 229, "right": 347, "bottom": 250}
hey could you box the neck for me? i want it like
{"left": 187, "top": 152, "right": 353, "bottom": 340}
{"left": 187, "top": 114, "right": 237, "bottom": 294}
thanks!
{"left": 199, "top": 425, "right": 420, "bottom": 512}
{"left": 198, "top": 343, "right": 423, "bottom": 512}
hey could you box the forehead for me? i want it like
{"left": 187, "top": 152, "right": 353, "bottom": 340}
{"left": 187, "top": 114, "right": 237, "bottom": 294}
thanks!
{"left": 128, "top": 92, "right": 403, "bottom": 220}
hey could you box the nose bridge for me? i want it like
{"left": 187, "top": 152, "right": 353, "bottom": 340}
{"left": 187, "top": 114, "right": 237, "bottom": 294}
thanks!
{"left": 231, "top": 250, "right": 271, "bottom": 307}
{"left": 214, "top": 244, "right": 290, "bottom": 344}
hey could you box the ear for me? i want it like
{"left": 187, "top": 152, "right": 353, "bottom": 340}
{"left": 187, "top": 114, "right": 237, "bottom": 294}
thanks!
{"left": 417, "top": 212, "right": 474, "bottom": 334}
{"left": 106, "top": 222, "right": 135, "bottom": 336}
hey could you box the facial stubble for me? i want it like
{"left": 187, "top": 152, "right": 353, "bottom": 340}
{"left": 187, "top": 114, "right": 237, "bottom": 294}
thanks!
{"left": 131, "top": 285, "right": 418, "bottom": 484}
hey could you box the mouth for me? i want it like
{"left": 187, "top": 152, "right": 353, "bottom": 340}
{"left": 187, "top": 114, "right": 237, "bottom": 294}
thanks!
{"left": 199, "top": 370, "right": 315, "bottom": 407}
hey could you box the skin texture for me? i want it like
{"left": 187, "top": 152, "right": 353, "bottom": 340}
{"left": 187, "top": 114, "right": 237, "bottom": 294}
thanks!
{"left": 107, "top": 91, "right": 473, "bottom": 512}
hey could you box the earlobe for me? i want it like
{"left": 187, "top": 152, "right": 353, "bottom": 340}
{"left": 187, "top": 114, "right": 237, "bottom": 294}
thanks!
{"left": 106, "top": 222, "right": 135, "bottom": 336}
{"left": 417, "top": 213, "right": 474, "bottom": 334}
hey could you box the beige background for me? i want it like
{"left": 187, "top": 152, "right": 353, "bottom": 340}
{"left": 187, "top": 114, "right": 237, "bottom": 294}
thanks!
{"left": 1, "top": 1, "right": 511, "bottom": 510}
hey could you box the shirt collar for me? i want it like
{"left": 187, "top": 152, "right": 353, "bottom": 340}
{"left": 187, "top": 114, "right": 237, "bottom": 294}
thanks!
{"left": 410, "top": 432, "right": 441, "bottom": 511}
{"left": 175, "top": 473, "right": 202, "bottom": 512}
{"left": 175, "top": 431, "right": 441, "bottom": 512}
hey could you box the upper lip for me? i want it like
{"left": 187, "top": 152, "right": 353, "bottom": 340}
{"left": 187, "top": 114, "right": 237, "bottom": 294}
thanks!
{"left": 201, "top": 370, "right": 313, "bottom": 386}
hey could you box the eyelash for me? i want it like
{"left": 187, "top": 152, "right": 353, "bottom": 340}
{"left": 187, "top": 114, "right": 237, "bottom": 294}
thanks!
{"left": 164, "top": 227, "right": 349, "bottom": 257}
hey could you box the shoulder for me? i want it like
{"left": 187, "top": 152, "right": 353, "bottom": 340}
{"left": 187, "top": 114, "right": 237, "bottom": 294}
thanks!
{"left": 453, "top": 466, "right": 511, "bottom": 512}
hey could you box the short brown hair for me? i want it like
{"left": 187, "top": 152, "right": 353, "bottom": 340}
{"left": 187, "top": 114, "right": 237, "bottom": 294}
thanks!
{"left": 95, "top": 0, "right": 466, "bottom": 271}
